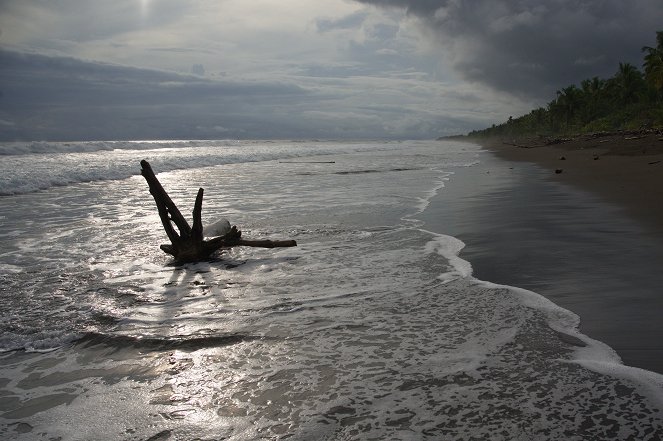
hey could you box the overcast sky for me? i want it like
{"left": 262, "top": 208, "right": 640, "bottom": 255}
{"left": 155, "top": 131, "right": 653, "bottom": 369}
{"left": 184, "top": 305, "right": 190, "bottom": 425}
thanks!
{"left": 0, "top": 0, "right": 661, "bottom": 141}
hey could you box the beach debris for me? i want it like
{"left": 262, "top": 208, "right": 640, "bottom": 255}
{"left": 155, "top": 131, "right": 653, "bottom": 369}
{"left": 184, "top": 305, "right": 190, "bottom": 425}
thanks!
{"left": 140, "top": 160, "right": 296, "bottom": 262}
{"left": 203, "top": 218, "right": 232, "bottom": 238}
{"left": 559, "top": 156, "right": 566, "bottom": 160}
{"left": 555, "top": 169, "right": 563, "bottom": 174}
{"left": 546, "top": 137, "right": 572, "bottom": 145}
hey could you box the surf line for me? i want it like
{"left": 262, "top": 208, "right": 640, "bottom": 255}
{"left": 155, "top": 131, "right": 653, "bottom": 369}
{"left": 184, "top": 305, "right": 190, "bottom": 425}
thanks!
{"left": 279, "top": 161, "right": 336, "bottom": 163}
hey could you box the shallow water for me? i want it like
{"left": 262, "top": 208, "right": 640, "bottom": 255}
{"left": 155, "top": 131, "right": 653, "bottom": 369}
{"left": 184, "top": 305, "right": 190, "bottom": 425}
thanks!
{"left": 0, "top": 140, "right": 662, "bottom": 440}
{"left": 423, "top": 149, "right": 663, "bottom": 373}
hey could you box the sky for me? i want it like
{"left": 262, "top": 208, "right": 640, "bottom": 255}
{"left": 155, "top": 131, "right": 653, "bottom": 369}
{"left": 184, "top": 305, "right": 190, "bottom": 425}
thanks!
{"left": 0, "top": 0, "right": 661, "bottom": 141}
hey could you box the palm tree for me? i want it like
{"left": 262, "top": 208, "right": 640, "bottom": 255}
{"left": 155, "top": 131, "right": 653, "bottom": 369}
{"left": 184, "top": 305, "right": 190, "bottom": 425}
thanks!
{"left": 555, "top": 85, "right": 582, "bottom": 129}
{"left": 580, "top": 77, "right": 606, "bottom": 122}
{"left": 580, "top": 77, "right": 605, "bottom": 97}
{"left": 613, "top": 62, "right": 645, "bottom": 104}
{"left": 642, "top": 31, "right": 663, "bottom": 95}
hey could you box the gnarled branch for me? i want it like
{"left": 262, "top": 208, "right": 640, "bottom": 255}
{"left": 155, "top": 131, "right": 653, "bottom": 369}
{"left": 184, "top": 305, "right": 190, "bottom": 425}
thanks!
{"left": 140, "top": 160, "right": 296, "bottom": 262}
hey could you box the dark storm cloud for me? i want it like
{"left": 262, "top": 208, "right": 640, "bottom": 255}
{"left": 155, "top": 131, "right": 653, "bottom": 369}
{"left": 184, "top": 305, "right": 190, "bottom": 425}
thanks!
{"left": 354, "top": 0, "right": 663, "bottom": 99}
{"left": 0, "top": 50, "right": 306, "bottom": 104}
{"left": 0, "top": 50, "right": 309, "bottom": 140}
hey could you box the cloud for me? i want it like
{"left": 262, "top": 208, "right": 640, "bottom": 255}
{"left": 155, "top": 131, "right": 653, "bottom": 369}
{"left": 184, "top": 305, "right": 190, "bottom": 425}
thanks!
{"left": 0, "top": 50, "right": 309, "bottom": 140}
{"left": 0, "top": 0, "right": 541, "bottom": 139}
{"left": 316, "top": 11, "right": 369, "bottom": 33}
{"left": 0, "top": 49, "right": 494, "bottom": 140}
{"left": 0, "top": 0, "right": 190, "bottom": 43}
{"left": 191, "top": 64, "right": 205, "bottom": 76}
{"left": 353, "top": 0, "right": 663, "bottom": 99}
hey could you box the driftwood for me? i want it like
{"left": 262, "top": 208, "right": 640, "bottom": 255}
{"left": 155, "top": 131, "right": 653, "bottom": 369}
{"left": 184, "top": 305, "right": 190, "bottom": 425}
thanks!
{"left": 140, "top": 160, "right": 296, "bottom": 262}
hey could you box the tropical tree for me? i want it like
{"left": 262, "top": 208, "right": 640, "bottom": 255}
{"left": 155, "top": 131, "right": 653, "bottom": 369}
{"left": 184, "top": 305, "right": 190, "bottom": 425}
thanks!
{"left": 642, "top": 31, "right": 663, "bottom": 95}
{"left": 466, "top": 31, "right": 663, "bottom": 138}
{"left": 612, "top": 62, "right": 646, "bottom": 104}
{"left": 579, "top": 76, "right": 606, "bottom": 122}
{"left": 555, "top": 85, "right": 582, "bottom": 129}
{"left": 580, "top": 76, "right": 605, "bottom": 96}
{"left": 530, "top": 107, "right": 548, "bottom": 129}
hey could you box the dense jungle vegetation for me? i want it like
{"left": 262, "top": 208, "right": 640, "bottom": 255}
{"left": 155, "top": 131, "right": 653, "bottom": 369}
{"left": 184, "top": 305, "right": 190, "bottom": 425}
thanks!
{"left": 468, "top": 31, "right": 663, "bottom": 138}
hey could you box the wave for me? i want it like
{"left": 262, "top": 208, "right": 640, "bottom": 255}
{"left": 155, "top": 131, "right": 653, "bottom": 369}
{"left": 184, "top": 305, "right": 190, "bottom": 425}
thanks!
{"left": 0, "top": 331, "right": 268, "bottom": 353}
{"left": 423, "top": 231, "right": 620, "bottom": 360}
{"left": 75, "top": 331, "right": 267, "bottom": 351}
{"left": 421, "top": 230, "right": 663, "bottom": 411}
{"left": 407, "top": 155, "right": 663, "bottom": 399}
{"left": 0, "top": 140, "right": 399, "bottom": 195}
{"left": 333, "top": 167, "right": 422, "bottom": 175}
{"left": 0, "top": 139, "right": 242, "bottom": 156}
{"left": 0, "top": 330, "right": 79, "bottom": 353}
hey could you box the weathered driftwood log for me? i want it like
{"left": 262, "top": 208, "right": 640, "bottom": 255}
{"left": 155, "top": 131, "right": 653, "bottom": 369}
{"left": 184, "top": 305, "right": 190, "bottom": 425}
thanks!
{"left": 140, "top": 160, "right": 296, "bottom": 262}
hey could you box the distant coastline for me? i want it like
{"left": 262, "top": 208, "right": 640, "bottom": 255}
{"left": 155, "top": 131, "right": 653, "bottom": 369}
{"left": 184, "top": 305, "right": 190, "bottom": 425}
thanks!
{"left": 461, "top": 31, "right": 662, "bottom": 140}
{"left": 442, "top": 30, "right": 663, "bottom": 232}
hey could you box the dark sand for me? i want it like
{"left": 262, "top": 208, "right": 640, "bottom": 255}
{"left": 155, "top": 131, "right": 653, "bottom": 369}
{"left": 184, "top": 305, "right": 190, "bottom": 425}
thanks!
{"left": 425, "top": 133, "right": 663, "bottom": 373}
{"left": 480, "top": 132, "right": 663, "bottom": 234}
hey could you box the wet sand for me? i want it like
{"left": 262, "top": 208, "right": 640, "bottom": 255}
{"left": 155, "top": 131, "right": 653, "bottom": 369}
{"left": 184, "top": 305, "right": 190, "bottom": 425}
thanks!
{"left": 475, "top": 132, "right": 663, "bottom": 233}
{"left": 424, "top": 136, "right": 663, "bottom": 373}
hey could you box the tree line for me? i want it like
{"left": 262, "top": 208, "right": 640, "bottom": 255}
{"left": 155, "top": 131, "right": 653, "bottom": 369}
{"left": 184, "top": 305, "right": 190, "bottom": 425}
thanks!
{"left": 468, "top": 31, "right": 663, "bottom": 138}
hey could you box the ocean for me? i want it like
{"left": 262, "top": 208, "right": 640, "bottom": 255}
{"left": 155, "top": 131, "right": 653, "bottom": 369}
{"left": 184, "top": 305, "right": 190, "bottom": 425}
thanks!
{"left": 0, "top": 139, "right": 662, "bottom": 440}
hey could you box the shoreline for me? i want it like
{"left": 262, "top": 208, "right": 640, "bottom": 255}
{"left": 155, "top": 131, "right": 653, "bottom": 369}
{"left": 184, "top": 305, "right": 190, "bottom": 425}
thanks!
{"left": 427, "top": 135, "right": 663, "bottom": 372}
{"left": 466, "top": 132, "right": 663, "bottom": 234}
{"left": 436, "top": 133, "right": 663, "bottom": 373}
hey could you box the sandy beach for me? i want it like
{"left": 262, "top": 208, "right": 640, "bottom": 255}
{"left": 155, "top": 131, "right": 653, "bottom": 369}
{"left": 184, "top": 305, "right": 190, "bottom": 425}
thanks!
{"left": 441, "top": 132, "right": 663, "bottom": 373}
{"left": 472, "top": 131, "right": 663, "bottom": 233}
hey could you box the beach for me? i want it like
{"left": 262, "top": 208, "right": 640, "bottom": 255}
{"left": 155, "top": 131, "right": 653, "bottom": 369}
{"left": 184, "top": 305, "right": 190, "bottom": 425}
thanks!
{"left": 1, "top": 139, "right": 662, "bottom": 439}
{"left": 453, "top": 132, "right": 663, "bottom": 373}
{"left": 475, "top": 132, "right": 663, "bottom": 233}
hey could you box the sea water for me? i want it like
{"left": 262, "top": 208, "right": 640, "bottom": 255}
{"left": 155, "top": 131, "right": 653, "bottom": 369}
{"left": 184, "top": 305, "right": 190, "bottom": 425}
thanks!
{"left": 0, "top": 140, "right": 661, "bottom": 440}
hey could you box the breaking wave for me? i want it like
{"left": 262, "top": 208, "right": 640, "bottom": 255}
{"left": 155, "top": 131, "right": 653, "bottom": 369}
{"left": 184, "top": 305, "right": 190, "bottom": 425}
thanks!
{"left": 0, "top": 140, "right": 402, "bottom": 195}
